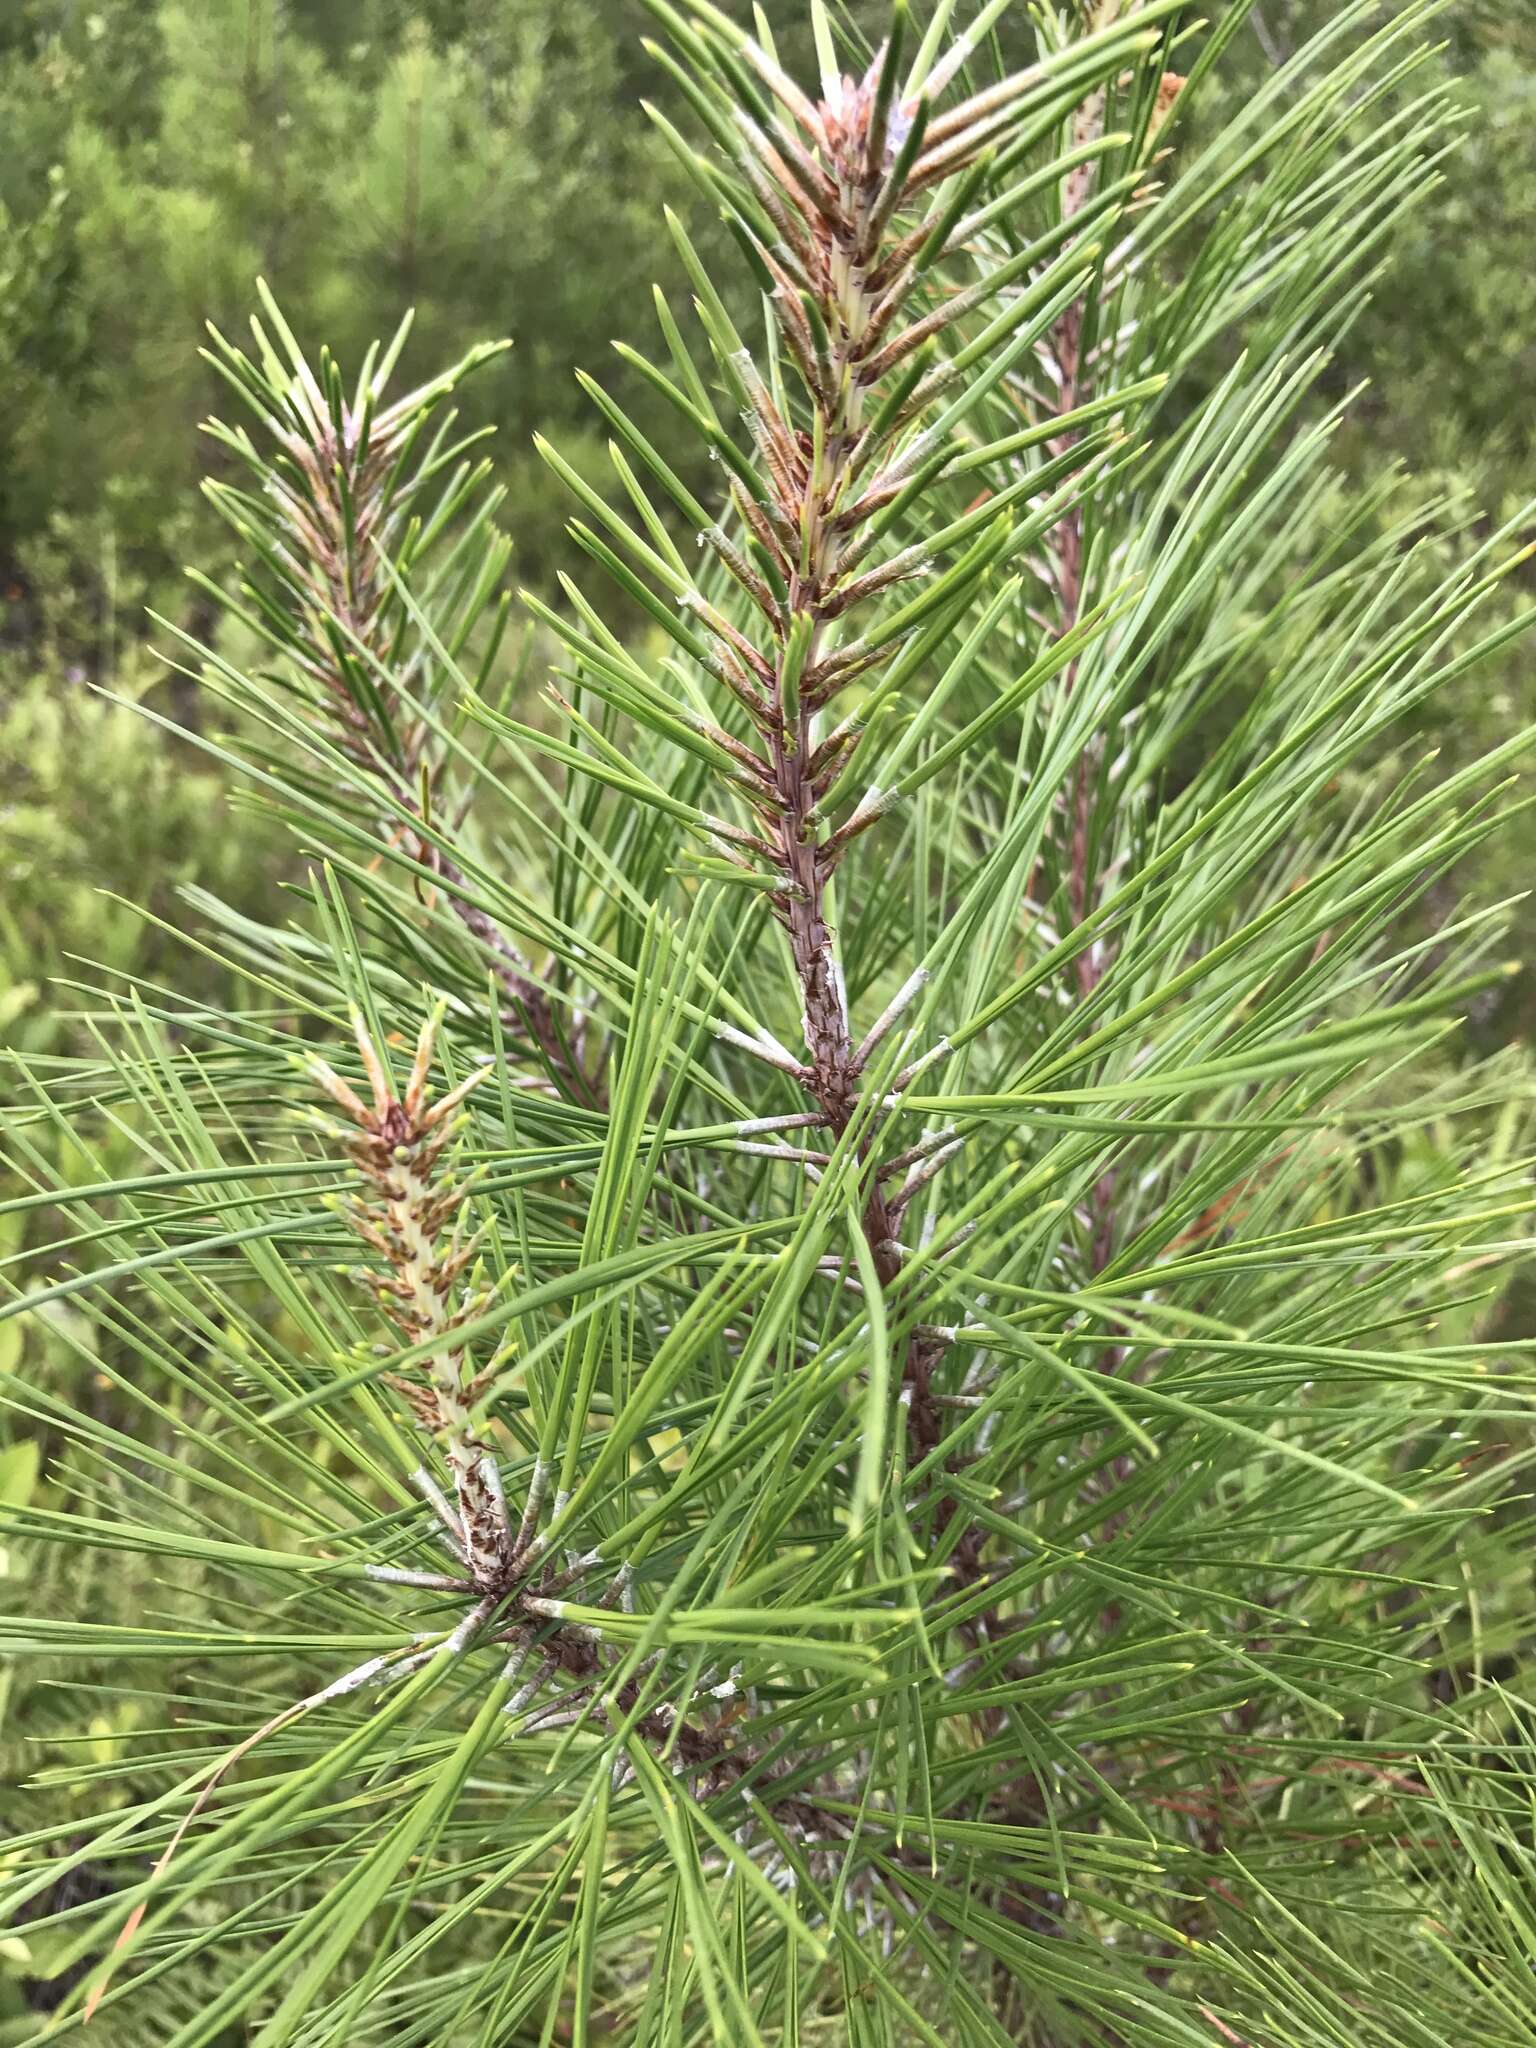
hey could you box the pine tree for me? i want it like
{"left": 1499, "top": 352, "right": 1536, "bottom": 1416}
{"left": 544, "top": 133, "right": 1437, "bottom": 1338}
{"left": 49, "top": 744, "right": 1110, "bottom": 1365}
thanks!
{"left": 3, "top": 4, "right": 1534, "bottom": 2045}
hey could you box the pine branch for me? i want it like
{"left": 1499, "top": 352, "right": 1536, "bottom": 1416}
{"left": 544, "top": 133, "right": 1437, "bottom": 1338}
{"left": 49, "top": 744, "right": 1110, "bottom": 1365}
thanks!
{"left": 309, "top": 1003, "right": 840, "bottom": 1852}
{"left": 6, "top": 5, "right": 1535, "bottom": 2042}
{"left": 592, "top": 9, "right": 1189, "bottom": 1679}
{"left": 199, "top": 301, "right": 602, "bottom": 1105}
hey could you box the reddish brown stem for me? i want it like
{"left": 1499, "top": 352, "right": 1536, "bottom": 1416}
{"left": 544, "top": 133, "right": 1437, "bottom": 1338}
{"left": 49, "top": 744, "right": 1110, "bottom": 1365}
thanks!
{"left": 296, "top": 408, "right": 602, "bottom": 1109}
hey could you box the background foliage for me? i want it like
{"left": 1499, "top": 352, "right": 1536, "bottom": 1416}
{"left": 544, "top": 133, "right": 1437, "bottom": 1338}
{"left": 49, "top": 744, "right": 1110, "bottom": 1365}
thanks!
{"left": 2, "top": 2, "right": 1531, "bottom": 627}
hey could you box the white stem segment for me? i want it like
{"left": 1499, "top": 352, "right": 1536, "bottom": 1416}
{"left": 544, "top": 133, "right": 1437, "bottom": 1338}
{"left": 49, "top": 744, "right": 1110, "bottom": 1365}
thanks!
{"left": 853, "top": 967, "right": 931, "bottom": 1070}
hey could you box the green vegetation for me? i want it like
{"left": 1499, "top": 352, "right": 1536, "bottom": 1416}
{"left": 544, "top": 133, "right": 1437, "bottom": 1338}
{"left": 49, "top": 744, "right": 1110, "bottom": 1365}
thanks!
{"left": 0, "top": 3, "right": 1533, "bottom": 2044}
{"left": 0, "top": 0, "right": 698, "bottom": 639}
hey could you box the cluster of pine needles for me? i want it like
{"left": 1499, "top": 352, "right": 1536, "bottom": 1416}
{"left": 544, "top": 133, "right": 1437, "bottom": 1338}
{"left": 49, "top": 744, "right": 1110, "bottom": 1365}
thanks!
{"left": 1, "top": 3, "right": 1535, "bottom": 2045}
